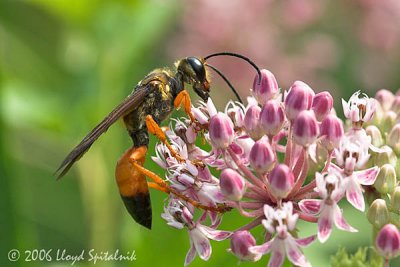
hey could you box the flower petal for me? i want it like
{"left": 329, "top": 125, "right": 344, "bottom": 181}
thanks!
{"left": 268, "top": 249, "right": 285, "bottom": 267}
{"left": 355, "top": 166, "right": 379, "bottom": 185}
{"left": 318, "top": 209, "right": 333, "bottom": 243}
{"left": 151, "top": 156, "right": 167, "bottom": 169}
{"left": 342, "top": 99, "right": 349, "bottom": 118}
{"left": 192, "top": 107, "right": 209, "bottom": 124}
{"left": 346, "top": 179, "right": 365, "bottom": 211}
{"left": 295, "top": 235, "right": 317, "bottom": 247}
{"left": 285, "top": 236, "right": 311, "bottom": 267}
{"left": 185, "top": 240, "right": 197, "bottom": 266}
{"left": 333, "top": 205, "right": 358, "bottom": 232}
{"left": 249, "top": 240, "right": 273, "bottom": 255}
{"left": 198, "top": 225, "right": 232, "bottom": 241}
{"left": 207, "top": 98, "right": 218, "bottom": 117}
{"left": 190, "top": 228, "right": 212, "bottom": 260}
{"left": 299, "top": 199, "right": 322, "bottom": 215}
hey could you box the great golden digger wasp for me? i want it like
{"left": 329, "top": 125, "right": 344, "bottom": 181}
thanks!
{"left": 56, "top": 52, "right": 261, "bottom": 229}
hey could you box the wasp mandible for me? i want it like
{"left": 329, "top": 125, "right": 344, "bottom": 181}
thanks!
{"left": 56, "top": 52, "right": 261, "bottom": 229}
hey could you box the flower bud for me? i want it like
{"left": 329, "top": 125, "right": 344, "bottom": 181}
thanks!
{"left": 209, "top": 112, "right": 234, "bottom": 149}
{"left": 219, "top": 168, "right": 246, "bottom": 201}
{"left": 391, "top": 186, "right": 400, "bottom": 212}
{"left": 375, "top": 89, "right": 395, "bottom": 111}
{"left": 382, "top": 111, "right": 397, "bottom": 135}
{"left": 375, "top": 146, "right": 397, "bottom": 168}
{"left": 249, "top": 136, "right": 276, "bottom": 173}
{"left": 244, "top": 105, "right": 264, "bottom": 140}
{"left": 367, "top": 199, "right": 389, "bottom": 229}
{"left": 293, "top": 110, "right": 319, "bottom": 147}
{"left": 312, "top": 91, "right": 333, "bottom": 121}
{"left": 391, "top": 96, "right": 400, "bottom": 114}
{"left": 375, "top": 224, "right": 400, "bottom": 259}
{"left": 366, "top": 125, "right": 383, "bottom": 148}
{"left": 284, "top": 81, "right": 315, "bottom": 121}
{"left": 374, "top": 164, "right": 397, "bottom": 195}
{"left": 252, "top": 69, "right": 279, "bottom": 105}
{"left": 230, "top": 231, "right": 261, "bottom": 261}
{"left": 320, "top": 114, "right": 344, "bottom": 151}
{"left": 268, "top": 164, "right": 295, "bottom": 199}
{"left": 260, "top": 100, "right": 285, "bottom": 136}
{"left": 388, "top": 123, "right": 400, "bottom": 155}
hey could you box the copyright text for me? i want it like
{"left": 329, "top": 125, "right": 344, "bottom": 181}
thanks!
{"left": 7, "top": 249, "right": 137, "bottom": 265}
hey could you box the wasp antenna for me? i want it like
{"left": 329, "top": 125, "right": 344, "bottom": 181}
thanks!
{"left": 205, "top": 63, "right": 243, "bottom": 104}
{"left": 204, "top": 52, "right": 261, "bottom": 84}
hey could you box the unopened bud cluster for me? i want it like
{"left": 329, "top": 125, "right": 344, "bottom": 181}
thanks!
{"left": 358, "top": 88, "right": 400, "bottom": 264}
{"left": 150, "top": 69, "right": 400, "bottom": 266}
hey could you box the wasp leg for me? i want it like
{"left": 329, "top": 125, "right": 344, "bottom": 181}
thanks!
{"left": 130, "top": 159, "right": 230, "bottom": 213}
{"left": 145, "top": 115, "right": 185, "bottom": 162}
{"left": 147, "top": 182, "right": 169, "bottom": 193}
{"left": 115, "top": 146, "right": 152, "bottom": 229}
{"left": 174, "top": 90, "right": 196, "bottom": 123}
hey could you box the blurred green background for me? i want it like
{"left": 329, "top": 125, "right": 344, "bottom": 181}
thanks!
{"left": 1, "top": 1, "right": 400, "bottom": 266}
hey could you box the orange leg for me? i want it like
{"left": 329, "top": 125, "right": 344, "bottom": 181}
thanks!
{"left": 174, "top": 90, "right": 196, "bottom": 123}
{"left": 146, "top": 115, "right": 185, "bottom": 162}
{"left": 130, "top": 159, "right": 230, "bottom": 213}
{"left": 148, "top": 182, "right": 169, "bottom": 193}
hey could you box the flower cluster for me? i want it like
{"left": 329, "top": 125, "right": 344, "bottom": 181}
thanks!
{"left": 151, "top": 70, "right": 400, "bottom": 266}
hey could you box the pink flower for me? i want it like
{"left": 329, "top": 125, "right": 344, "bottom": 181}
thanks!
{"left": 209, "top": 112, "right": 235, "bottom": 149}
{"left": 312, "top": 91, "right": 333, "bottom": 121}
{"left": 376, "top": 224, "right": 400, "bottom": 260}
{"left": 252, "top": 69, "right": 280, "bottom": 104}
{"left": 219, "top": 168, "right": 246, "bottom": 201}
{"left": 260, "top": 100, "right": 286, "bottom": 137}
{"left": 292, "top": 110, "right": 319, "bottom": 147}
{"left": 249, "top": 136, "right": 276, "bottom": 174}
{"left": 230, "top": 231, "right": 262, "bottom": 261}
{"left": 299, "top": 171, "right": 357, "bottom": 243}
{"left": 244, "top": 105, "right": 264, "bottom": 140}
{"left": 249, "top": 202, "right": 316, "bottom": 267}
{"left": 320, "top": 114, "right": 344, "bottom": 152}
{"left": 284, "top": 81, "right": 315, "bottom": 121}
{"left": 268, "top": 164, "right": 295, "bottom": 199}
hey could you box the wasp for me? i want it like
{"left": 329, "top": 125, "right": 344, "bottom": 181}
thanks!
{"left": 56, "top": 52, "right": 261, "bottom": 229}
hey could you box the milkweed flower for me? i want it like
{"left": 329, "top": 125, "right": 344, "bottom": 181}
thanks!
{"left": 249, "top": 202, "right": 316, "bottom": 267}
{"left": 149, "top": 69, "right": 394, "bottom": 266}
{"left": 161, "top": 199, "right": 231, "bottom": 266}
{"left": 342, "top": 91, "right": 376, "bottom": 128}
{"left": 299, "top": 171, "right": 357, "bottom": 243}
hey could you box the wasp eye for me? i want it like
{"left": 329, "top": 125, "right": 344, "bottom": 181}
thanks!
{"left": 187, "top": 57, "right": 206, "bottom": 82}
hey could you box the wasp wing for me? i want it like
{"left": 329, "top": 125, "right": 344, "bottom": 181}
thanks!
{"left": 56, "top": 86, "right": 151, "bottom": 179}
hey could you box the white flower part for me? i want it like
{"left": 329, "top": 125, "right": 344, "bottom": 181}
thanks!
{"left": 342, "top": 91, "right": 376, "bottom": 124}
{"left": 224, "top": 100, "right": 245, "bottom": 127}
{"left": 246, "top": 96, "right": 259, "bottom": 107}
{"left": 335, "top": 130, "right": 371, "bottom": 173}
{"left": 161, "top": 199, "right": 187, "bottom": 229}
{"left": 315, "top": 171, "right": 344, "bottom": 202}
{"left": 192, "top": 107, "right": 209, "bottom": 124}
{"left": 262, "top": 202, "right": 298, "bottom": 238}
{"left": 207, "top": 98, "right": 218, "bottom": 118}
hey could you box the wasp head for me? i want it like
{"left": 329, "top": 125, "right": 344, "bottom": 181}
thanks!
{"left": 177, "top": 57, "right": 210, "bottom": 101}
